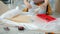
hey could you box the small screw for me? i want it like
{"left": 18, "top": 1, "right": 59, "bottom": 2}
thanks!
{"left": 4, "top": 27, "right": 10, "bottom": 31}
{"left": 18, "top": 26, "right": 25, "bottom": 31}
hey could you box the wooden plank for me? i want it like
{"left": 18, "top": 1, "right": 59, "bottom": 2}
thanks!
{"left": 0, "top": 1, "right": 9, "bottom": 15}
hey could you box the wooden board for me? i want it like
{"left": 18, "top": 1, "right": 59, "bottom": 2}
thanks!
{"left": 0, "top": 1, "right": 9, "bottom": 15}
{"left": 7, "top": 15, "right": 32, "bottom": 23}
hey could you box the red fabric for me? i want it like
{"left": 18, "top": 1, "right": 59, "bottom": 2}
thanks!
{"left": 37, "top": 14, "right": 56, "bottom": 22}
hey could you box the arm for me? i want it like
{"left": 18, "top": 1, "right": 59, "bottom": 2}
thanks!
{"left": 24, "top": 0, "right": 32, "bottom": 9}
{"left": 39, "top": 0, "right": 48, "bottom": 9}
{"left": 34, "top": 0, "right": 48, "bottom": 14}
{"left": 35, "top": 0, "right": 48, "bottom": 11}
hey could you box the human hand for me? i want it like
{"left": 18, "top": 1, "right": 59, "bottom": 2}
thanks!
{"left": 24, "top": 0, "right": 32, "bottom": 9}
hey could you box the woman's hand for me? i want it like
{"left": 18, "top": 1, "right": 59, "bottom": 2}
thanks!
{"left": 39, "top": 0, "right": 48, "bottom": 9}
{"left": 26, "top": 3, "right": 32, "bottom": 9}
{"left": 24, "top": 0, "right": 32, "bottom": 9}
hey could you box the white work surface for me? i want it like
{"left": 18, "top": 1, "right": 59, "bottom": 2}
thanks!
{"left": 0, "top": 14, "right": 60, "bottom": 34}
{"left": 0, "top": 5, "right": 60, "bottom": 34}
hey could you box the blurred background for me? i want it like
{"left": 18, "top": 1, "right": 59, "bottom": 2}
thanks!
{"left": 0, "top": 0, "right": 55, "bottom": 10}
{"left": 0, "top": 0, "right": 59, "bottom": 17}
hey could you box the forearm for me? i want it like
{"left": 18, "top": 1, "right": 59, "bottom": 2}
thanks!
{"left": 24, "top": 0, "right": 32, "bottom": 9}
{"left": 35, "top": 0, "right": 48, "bottom": 12}
{"left": 24, "top": 0, "right": 28, "bottom": 2}
{"left": 44, "top": 0, "right": 48, "bottom": 6}
{"left": 24, "top": 0, "right": 30, "bottom": 6}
